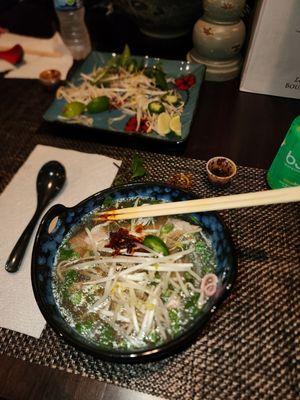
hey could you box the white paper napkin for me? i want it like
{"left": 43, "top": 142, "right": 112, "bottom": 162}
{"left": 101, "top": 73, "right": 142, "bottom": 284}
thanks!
{"left": 0, "top": 145, "right": 121, "bottom": 338}
{"left": 0, "top": 32, "right": 73, "bottom": 79}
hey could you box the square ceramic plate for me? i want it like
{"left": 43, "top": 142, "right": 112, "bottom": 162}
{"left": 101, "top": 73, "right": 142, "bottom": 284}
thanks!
{"left": 43, "top": 51, "right": 205, "bottom": 144}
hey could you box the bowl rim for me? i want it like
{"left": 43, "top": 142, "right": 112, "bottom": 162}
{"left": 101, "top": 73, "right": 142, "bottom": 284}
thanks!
{"left": 31, "top": 182, "right": 237, "bottom": 363}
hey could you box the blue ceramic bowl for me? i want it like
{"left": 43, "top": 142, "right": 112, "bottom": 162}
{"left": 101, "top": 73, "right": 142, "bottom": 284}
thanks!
{"left": 32, "top": 183, "right": 236, "bottom": 362}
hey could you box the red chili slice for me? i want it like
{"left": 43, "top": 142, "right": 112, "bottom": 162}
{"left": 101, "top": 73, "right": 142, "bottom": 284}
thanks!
{"left": 175, "top": 74, "right": 196, "bottom": 90}
{"left": 125, "top": 116, "right": 149, "bottom": 133}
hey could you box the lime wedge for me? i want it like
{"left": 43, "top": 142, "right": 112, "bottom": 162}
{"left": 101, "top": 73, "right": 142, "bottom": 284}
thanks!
{"left": 62, "top": 101, "right": 85, "bottom": 118}
{"left": 170, "top": 115, "right": 182, "bottom": 136}
{"left": 156, "top": 112, "right": 171, "bottom": 136}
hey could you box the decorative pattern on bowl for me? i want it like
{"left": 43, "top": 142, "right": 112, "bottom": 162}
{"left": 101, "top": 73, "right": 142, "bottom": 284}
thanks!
{"left": 113, "top": 0, "right": 203, "bottom": 38}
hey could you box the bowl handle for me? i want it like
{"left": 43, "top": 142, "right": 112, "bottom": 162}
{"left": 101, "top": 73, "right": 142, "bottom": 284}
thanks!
{"left": 38, "top": 204, "right": 68, "bottom": 236}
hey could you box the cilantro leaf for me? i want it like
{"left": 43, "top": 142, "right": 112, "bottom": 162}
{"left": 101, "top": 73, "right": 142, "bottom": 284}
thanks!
{"left": 59, "top": 245, "right": 79, "bottom": 261}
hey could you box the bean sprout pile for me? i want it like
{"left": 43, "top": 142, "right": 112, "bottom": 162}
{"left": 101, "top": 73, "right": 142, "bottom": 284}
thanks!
{"left": 54, "top": 199, "right": 218, "bottom": 350}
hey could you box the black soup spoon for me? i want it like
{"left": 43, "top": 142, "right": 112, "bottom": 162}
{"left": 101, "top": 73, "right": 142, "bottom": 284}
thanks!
{"left": 5, "top": 160, "right": 66, "bottom": 273}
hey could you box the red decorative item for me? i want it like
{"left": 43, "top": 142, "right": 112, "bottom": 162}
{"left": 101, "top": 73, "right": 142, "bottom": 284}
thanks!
{"left": 175, "top": 74, "right": 196, "bottom": 90}
{"left": 125, "top": 116, "right": 149, "bottom": 133}
{"left": 0, "top": 44, "right": 24, "bottom": 65}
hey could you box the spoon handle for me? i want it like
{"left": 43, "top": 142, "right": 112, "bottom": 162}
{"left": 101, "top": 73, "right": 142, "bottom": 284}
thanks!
{"left": 5, "top": 207, "right": 43, "bottom": 273}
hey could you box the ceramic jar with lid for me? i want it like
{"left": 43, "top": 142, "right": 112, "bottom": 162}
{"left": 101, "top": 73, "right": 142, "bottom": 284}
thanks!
{"left": 188, "top": 0, "right": 246, "bottom": 81}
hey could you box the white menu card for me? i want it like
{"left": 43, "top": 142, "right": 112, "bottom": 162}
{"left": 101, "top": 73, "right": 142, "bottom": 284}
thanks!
{"left": 240, "top": 0, "right": 300, "bottom": 99}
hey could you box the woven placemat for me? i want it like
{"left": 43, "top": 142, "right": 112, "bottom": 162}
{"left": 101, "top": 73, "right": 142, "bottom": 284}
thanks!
{"left": 0, "top": 79, "right": 299, "bottom": 400}
{"left": 1, "top": 139, "right": 299, "bottom": 400}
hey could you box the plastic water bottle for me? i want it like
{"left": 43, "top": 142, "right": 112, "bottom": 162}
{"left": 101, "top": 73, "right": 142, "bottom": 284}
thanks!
{"left": 267, "top": 116, "right": 300, "bottom": 189}
{"left": 54, "top": 0, "right": 91, "bottom": 60}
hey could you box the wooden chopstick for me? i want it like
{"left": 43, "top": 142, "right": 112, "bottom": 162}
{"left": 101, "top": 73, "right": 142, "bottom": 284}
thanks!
{"left": 97, "top": 186, "right": 300, "bottom": 221}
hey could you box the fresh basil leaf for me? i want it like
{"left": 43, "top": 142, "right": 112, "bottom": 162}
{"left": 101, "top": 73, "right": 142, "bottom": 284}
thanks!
{"left": 120, "top": 44, "right": 131, "bottom": 67}
{"left": 131, "top": 154, "right": 146, "bottom": 179}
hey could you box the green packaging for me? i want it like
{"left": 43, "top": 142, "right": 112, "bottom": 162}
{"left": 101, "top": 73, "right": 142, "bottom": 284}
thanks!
{"left": 267, "top": 116, "right": 300, "bottom": 189}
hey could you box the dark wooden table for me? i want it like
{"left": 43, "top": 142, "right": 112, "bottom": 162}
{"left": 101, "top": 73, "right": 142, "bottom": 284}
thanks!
{"left": 0, "top": 1, "right": 299, "bottom": 399}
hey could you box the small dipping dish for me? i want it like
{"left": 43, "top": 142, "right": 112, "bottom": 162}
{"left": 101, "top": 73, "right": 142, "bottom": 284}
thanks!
{"left": 39, "top": 69, "right": 61, "bottom": 90}
{"left": 206, "top": 156, "right": 237, "bottom": 186}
